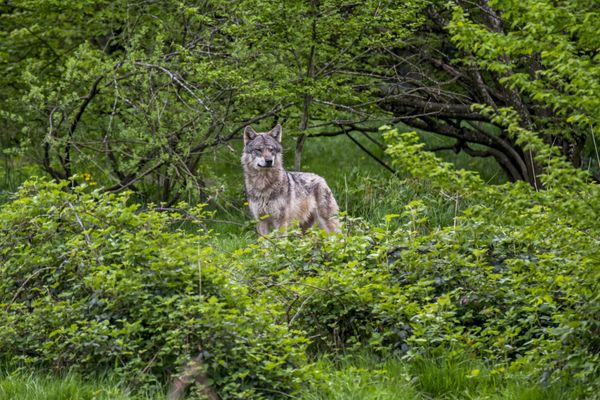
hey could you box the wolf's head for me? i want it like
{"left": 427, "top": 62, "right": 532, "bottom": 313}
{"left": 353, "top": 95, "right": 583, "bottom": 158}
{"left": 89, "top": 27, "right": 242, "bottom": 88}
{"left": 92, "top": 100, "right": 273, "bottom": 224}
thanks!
{"left": 241, "top": 125, "right": 283, "bottom": 170}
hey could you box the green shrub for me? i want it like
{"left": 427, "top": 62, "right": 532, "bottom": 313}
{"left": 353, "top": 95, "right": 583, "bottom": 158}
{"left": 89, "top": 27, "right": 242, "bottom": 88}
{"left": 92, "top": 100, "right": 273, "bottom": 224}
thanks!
{"left": 0, "top": 179, "right": 307, "bottom": 399}
{"left": 383, "top": 126, "right": 600, "bottom": 393}
{"left": 225, "top": 223, "right": 414, "bottom": 355}
{"left": 219, "top": 125, "right": 599, "bottom": 397}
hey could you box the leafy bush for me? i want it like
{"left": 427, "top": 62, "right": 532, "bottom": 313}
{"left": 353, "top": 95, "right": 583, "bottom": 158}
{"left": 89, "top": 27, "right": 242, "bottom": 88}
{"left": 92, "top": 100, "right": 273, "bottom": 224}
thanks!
{"left": 227, "top": 226, "right": 411, "bottom": 354}
{"left": 384, "top": 125, "right": 600, "bottom": 391}
{"left": 1, "top": 119, "right": 597, "bottom": 398}
{"left": 219, "top": 125, "right": 599, "bottom": 397}
{"left": 0, "top": 179, "right": 307, "bottom": 399}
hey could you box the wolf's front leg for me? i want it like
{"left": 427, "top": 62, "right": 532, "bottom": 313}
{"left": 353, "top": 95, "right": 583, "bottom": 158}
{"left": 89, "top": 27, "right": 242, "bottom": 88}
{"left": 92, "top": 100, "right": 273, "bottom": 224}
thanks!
{"left": 256, "top": 219, "right": 271, "bottom": 236}
{"left": 273, "top": 216, "right": 289, "bottom": 236}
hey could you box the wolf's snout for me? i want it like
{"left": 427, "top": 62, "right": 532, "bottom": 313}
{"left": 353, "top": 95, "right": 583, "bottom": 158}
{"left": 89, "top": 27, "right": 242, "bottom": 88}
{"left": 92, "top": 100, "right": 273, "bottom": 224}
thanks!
{"left": 264, "top": 159, "right": 273, "bottom": 167}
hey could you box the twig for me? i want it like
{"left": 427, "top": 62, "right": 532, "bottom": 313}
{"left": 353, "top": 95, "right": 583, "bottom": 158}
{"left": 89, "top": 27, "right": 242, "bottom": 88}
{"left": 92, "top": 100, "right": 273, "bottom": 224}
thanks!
{"left": 65, "top": 201, "right": 92, "bottom": 246}
{"left": 344, "top": 130, "right": 398, "bottom": 176}
{"left": 65, "top": 201, "right": 100, "bottom": 264}
{"left": 288, "top": 290, "right": 319, "bottom": 326}
{"left": 591, "top": 126, "right": 600, "bottom": 170}
{"left": 5, "top": 266, "right": 55, "bottom": 311}
{"left": 134, "top": 61, "right": 212, "bottom": 113}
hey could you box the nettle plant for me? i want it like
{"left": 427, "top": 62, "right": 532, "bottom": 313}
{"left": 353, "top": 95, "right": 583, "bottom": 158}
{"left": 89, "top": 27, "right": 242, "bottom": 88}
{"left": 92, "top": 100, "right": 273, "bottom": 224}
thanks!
{"left": 0, "top": 179, "right": 308, "bottom": 399}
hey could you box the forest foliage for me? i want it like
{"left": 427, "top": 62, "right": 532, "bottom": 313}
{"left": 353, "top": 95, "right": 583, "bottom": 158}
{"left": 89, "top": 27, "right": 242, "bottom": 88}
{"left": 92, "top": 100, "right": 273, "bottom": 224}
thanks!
{"left": 2, "top": 0, "right": 599, "bottom": 198}
{"left": 1, "top": 0, "right": 599, "bottom": 399}
{"left": 0, "top": 126, "right": 598, "bottom": 397}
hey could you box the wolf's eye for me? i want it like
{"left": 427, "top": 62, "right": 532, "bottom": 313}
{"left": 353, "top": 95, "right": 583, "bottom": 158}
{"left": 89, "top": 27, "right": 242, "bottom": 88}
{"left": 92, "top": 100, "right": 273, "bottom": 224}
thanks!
{"left": 253, "top": 149, "right": 262, "bottom": 154}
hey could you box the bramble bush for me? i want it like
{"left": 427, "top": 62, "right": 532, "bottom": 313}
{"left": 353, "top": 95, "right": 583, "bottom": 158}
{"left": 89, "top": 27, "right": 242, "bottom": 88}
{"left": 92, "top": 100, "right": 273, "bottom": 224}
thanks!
{"left": 0, "top": 179, "right": 307, "bottom": 399}
{"left": 384, "top": 122, "right": 599, "bottom": 391}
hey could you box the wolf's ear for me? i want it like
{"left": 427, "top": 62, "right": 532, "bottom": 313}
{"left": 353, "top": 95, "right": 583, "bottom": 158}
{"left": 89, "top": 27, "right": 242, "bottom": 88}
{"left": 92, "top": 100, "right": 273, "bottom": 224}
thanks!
{"left": 268, "top": 124, "right": 282, "bottom": 143}
{"left": 244, "top": 126, "right": 258, "bottom": 145}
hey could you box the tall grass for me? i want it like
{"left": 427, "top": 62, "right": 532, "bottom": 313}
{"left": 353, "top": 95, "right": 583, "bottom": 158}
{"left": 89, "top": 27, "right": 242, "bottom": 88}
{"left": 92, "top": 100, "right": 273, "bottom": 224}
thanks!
{"left": 0, "top": 369, "right": 156, "bottom": 400}
{"left": 303, "top": 351, "right": 583, "bottom": 400}
{"left": 303, "top": 352, "right": 419, "bottom": 400}
{"left": 2, "top": 351, "right": 583, "bottom": 400}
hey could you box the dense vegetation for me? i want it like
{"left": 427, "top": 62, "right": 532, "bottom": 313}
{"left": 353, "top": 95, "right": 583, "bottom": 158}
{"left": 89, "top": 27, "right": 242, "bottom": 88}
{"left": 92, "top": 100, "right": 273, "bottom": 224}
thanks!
{"left": 2, "top": 0, "right": 599, "bottom": 197}
{"left": 1, "top": 0, "right": 599, "bottom": 399}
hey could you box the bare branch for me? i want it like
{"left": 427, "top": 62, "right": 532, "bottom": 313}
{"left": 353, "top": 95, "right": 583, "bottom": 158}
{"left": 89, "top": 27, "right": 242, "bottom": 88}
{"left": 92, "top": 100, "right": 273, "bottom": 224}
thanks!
{"left": 64, "top": 75, "right": 104, "bottom": 177}
{"left": 382, "top": 95, "right": 490, "bottom": 121}
{"left": 134, "top": 61, "right": 212, "bottom": 113}
{"left": 344, "top": 130, "right": 398, "bottom": 176}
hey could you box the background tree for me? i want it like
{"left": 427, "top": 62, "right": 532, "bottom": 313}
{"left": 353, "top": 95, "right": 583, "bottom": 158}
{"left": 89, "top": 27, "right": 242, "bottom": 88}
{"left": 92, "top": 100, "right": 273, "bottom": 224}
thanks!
{"left": 0, "top": 0, "right": 426, "bottom": 203}
{"left": 1, "top": 0, "right": 598, "bottom": 199}
{"left": 375, "top": 0, "right": 600, "bottom": 185}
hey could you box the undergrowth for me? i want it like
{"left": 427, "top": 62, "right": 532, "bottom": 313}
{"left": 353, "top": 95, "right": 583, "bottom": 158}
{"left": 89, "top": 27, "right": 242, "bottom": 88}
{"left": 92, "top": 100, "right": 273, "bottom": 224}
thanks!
{"left": 0, "top": 126, "right": 597, "bottom": 399}
{"left": 1, "top": 351, "right": 583, "bottom": 400}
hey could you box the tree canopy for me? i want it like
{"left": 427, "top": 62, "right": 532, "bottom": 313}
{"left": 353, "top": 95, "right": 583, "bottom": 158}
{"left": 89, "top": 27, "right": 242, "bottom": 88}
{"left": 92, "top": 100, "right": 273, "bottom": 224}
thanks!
{"left": 1, "top": 0, "right": 599, "bottom": 197}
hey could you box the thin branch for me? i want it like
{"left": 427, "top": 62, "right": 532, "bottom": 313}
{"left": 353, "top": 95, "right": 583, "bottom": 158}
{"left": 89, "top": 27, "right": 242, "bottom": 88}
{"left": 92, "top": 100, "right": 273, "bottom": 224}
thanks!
{"left": 382, "top": 95, "right": 489, "bottom": 121}
{"left": 344, "top": 129, "right": 398, "bottom": 176}
{"left": 104, "top": 161, "right": 164, "bottom": 193}
{"left": 134, "top": 61, "right": 212, "bottom": 113}
{"left": 5, "top": 267, "right": 54, "bottom": 312}
{"left": 65, "top": 201, "right": 100, "bottom": 265}
{"left": 64, "top": 75, "right": 104, "bottom": 177}
{"left": 44, "top": 106, "right": 66, "bottom": 180}
{"left": 288, "top": 290, "right": 318, "bottom": 326}
{"left": 192, "top": 103, "right": 295, "bottom": 154}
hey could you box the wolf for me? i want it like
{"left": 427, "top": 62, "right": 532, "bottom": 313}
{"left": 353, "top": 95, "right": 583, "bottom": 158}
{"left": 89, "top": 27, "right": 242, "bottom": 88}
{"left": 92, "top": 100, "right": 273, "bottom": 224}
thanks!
{"left": 241, "top": 124, "right": 339, "bottom": 235}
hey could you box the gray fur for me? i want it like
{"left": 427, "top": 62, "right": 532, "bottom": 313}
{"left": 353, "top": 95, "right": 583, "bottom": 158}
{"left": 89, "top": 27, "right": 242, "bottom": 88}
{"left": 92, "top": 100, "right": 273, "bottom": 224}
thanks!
{"left": 241, "top": 124, "right": 339, "bottom": 235}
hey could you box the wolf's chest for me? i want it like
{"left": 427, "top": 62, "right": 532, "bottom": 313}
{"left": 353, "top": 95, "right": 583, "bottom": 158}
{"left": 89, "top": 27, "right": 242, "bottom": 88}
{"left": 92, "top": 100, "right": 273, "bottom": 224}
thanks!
{"left": 248, "top": 195, "right": 287, "bottom": 219}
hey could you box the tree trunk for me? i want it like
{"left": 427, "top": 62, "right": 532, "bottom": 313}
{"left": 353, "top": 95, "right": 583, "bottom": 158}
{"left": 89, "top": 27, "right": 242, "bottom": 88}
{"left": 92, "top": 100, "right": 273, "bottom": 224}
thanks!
{"left": 293, "top": 3, "right": 317, "bottom": 171}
